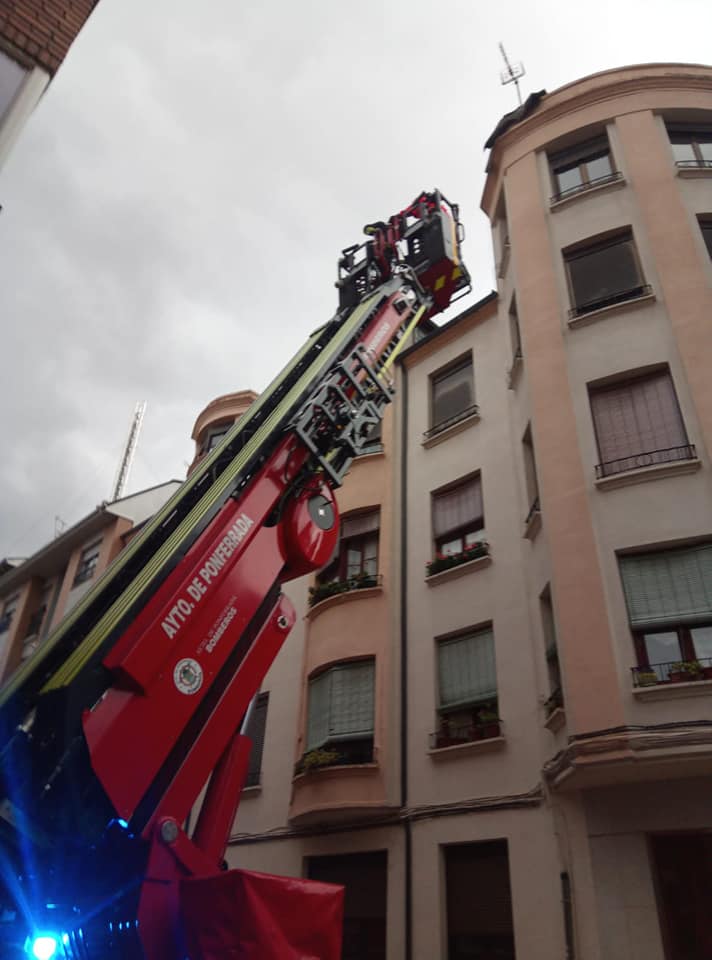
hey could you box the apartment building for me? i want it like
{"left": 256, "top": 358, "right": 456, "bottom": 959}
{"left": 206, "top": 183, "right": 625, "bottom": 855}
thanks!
{"left": 0, "top": 0, "right": 99, "bottom": 171}
{"left": 0, "top": 480, "right": 180, "bottom": 681}
{"left": 217, "top": 63, "right": 712, "bottom": 960}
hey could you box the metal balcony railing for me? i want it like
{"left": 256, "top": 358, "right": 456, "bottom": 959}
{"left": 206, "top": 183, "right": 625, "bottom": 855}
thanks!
{"left": 550, "top": 169, "right": 623, "bottom": 204}
{"left": 568, "top": 283, "right": 652, "bottom": 320}
{"left": 675, "top": 159, "right": 712, "bottom": 169}
{"left": 595, "top": 444, "right": 696, "bottom": 479}
{"left": 631, "top": 657, "right": 712, "bottom": 687}
{"left": 430, "top": 717, "right": 502, "bottom": 750}
{"left": 423, "top": 404, "right": 479, "bottom": 441}
{"left": 294, "top": 737, "right": 375, "bottom": 775}
{"left": 308, "top": 572, "right": 382, "bottom": 607}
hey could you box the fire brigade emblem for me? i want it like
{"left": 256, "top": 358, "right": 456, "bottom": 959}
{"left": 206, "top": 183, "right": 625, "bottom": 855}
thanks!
{"left": 174, "top": 657, "right": 203, "bottom": 695}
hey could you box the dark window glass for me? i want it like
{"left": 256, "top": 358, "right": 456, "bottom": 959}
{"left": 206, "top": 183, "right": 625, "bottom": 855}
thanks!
{"left": 699, "top": 219, "right": 712, "bottom": 259}
{"left": 73, "top": 541, "right": 102, "bottom": 587}
{"left": 318, "top": 510, "right": 379, "bottom": 584}
{"left": 566, "top": 234, "right": 644, "bottom": 315}
{"left": 431, "top": 359, "right": 474, "bottom": 430}
{"left": 668, "top": 127, "right": 712, "bottom": 167}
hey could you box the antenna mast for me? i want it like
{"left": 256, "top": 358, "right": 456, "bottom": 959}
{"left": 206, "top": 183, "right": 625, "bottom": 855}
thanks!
{"left": 111, "top": 401, "right": 147, "bottom": 501}
{"left": 499, "top": 42, "right": 526, "bottom": 106}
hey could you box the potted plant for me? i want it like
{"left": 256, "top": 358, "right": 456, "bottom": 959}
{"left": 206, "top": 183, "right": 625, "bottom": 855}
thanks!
{"left": 636, "top": 669, "right": 659, "bottom": 687}
{"left": 476, "top": 707, "right": 500, "bottom": 740}
{"left": 668, "top": 662, "right": 686, "bottom": 683}
{"left": 680, "top": 660, "right": 703, "bottom": 681}
{"left": 298, "top": 747, "right": 342, "bottom": 774}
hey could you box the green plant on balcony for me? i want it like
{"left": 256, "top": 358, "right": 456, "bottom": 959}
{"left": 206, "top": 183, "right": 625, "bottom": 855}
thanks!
{"left": 297, "top": 748, "right": 343, "bottom": 774}
{"left": 426, "top": 541, "right": 489, "bottom": 578}
{"left": 636, "top": 670, "right": 659, "bottom": 687}
{"left": 680, "top": 660, "right": 703, "bottom": 680}
{"left": 308, "top": 572, "right": 378, "bottom": 607}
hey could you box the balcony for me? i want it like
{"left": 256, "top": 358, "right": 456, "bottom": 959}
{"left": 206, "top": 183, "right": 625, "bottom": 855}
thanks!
{"left": 289, "top": 737, "right": 387, "bottom": 825}
{"left": 426, "top": 541, "right": 489, "bottom": 579}
{"left": 568, "top": 283, "right": 653, "bottom": 321}
{"left": 294, "top": 737, "right": 374, "bottom": 776}
{"left": 595, "top": 444, "right": 697, "bottom": 479}
{"left": 308, "top": 573, "right": 382, "bottom": 608}
{"left": 422, "top": 404, "right": 480, "bottom": 445}
{"left": 430, "top": 716, "right": 502, "bottom": 751}
{"left": 632, "top": 658, "right": 712, "bottom": 688}
{"left": 550, "top": 169, "right": 623, "bottom": 205}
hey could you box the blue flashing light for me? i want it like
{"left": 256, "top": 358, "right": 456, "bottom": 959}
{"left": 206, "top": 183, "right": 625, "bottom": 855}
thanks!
{"left": 117, "top": 818, "right": 129, "bottom": 829}
{"left": 25, "top": 932, "right": 60, "bottom": 960}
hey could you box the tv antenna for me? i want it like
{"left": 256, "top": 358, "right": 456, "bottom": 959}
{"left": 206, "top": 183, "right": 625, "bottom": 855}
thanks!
{"left": 499, "top": 42, "right": 525, "bottom": 106}
{"left": 111, "top": 401, "right": 147, "bottom": 501}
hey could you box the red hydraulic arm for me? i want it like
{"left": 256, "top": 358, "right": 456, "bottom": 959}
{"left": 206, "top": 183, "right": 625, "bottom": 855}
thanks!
{"left": 0, "top": 191, "right": 470, "bottom": 960}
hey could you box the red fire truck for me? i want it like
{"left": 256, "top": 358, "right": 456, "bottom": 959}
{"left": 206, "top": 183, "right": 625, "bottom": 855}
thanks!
{"left": 0, "top": 191, "right": 470, "bottom": 959}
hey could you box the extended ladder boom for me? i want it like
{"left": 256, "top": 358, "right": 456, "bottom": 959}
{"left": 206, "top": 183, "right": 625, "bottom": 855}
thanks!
{"left": 0, "top": 190, "right": 470, "bottom": 960}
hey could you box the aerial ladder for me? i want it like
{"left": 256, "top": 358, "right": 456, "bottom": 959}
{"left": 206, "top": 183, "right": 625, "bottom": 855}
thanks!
{"left": 0, "top": 191, "right": 470, "bottom": 959}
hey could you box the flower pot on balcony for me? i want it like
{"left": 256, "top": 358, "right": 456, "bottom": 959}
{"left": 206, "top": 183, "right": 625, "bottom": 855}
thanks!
{"left": 636, "top": 671, "right": 658, "bottom": 687}
{"left": 476, "top": 721, "right": 500, "bottom": 740}
{"left": 668, "top": 671, "right": 685, "bottom": 683}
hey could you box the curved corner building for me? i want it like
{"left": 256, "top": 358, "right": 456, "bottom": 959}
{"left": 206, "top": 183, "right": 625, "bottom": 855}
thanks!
{"left": 198, "top": 63, "right": 712, "bottom": 959}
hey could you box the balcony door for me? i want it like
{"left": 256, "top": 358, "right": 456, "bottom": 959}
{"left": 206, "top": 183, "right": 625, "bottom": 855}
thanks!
{"left": 650, "top": 833, "right": 712, "bottom": 960}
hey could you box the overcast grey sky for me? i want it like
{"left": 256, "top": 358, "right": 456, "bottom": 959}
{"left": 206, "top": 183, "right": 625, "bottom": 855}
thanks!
{"left": 0, "top": 0, "right": 710, "bottom": 557}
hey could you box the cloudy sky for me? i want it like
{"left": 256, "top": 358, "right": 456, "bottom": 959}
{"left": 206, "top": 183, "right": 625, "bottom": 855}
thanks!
{"left": 0, "top": 0, "right": 710, "bottom": 557}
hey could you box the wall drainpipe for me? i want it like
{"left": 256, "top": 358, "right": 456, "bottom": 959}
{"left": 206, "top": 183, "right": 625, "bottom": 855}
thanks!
{"left": 398, "top": 362, "right": 412, "bottom": 960}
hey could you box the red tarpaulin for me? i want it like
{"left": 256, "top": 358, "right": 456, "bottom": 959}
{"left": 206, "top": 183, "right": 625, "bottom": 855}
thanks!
{"left": 181, "top": 867, "right": 344, "bottom": 959}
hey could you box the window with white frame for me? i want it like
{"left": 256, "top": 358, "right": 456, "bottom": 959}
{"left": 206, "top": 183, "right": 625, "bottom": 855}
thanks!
{"left": 667, "top": 125, "right": 712, "bottom": 169}
{"left": 620, "top": 544, "right": 712, "bottom": 681}
{"left": 549, "top": 135, "right": 617, "bottom": 202}
{"left": 305, "top": 660, "right": 375, "bottom": 759}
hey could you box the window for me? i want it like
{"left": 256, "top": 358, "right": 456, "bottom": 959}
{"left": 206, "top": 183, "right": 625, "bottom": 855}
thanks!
{"left": 619, "top": 544, "right": 712, "bottom": 680}
{"left": 565, "top": 231, "right": 648, "bottom": 317}
{"left": 0, "top": 594, "right": 19, "bottom": 634}
{"left": 0, "top": 51, "right": 26, "bottom": 121}
{"left": 318, "top": 510, "right": 379, "bottom": 585}
{"left": 540, "top": 586, "right": 563, "bottom": 714}
{"left": 305, "top": 660, "right": 375, "bottom": 761}
{"left": 72, "top": 540, "right": 102, "bottom": 587}
{"left": 667, "top": 126, "right": 712, "bottom": 168}
{"left": 24, "top": 583, "right": 52, "bottom": 640}
{"left": 428, "top": 356, "right": 476, "bottom": 436}
{"left": 589, "top": 368, "right": 693, "bottom": 478}
{"left": 432, "top": 475, "right": 485, "bottom": 557}
{"left": 522, "top": 425, "right": 540, "bottom": 521}
{"left": 698, "top": 217, "right": 712, "bottom": 259}
{"left": 244, "top": 692, "right": 269, "bottom": 788}
{"left": 509, "top": 296, "right": 522, "bottom": 361}
{"left": 550, "top": 135, "right": 617, "bottom": 202}
{"left": 204, "top": 422, "right": 232, "bottom": 453}
{"left": 435, "top": 627, "right": 499, "bottom": 745}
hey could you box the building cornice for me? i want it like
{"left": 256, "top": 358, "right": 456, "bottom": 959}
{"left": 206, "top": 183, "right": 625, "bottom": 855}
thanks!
{"left": 482, "top": 63, "right": 712, "bottom": 213}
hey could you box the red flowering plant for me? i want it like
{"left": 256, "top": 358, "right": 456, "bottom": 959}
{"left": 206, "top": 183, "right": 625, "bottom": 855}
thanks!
{"left": 426, "top": 541, "right": 489, "bottom": 577}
